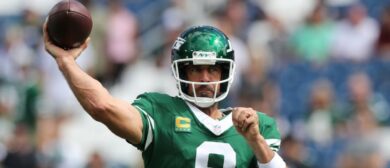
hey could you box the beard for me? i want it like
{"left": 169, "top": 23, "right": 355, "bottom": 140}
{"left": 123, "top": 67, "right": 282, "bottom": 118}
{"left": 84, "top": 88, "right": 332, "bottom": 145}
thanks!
{"left": 189, "top": 84, "right": 218, "bottom": 98}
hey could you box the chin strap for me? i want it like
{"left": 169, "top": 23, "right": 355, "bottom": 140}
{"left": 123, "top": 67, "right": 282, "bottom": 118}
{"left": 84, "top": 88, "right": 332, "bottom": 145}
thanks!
{"left": 193, "top": 97, "right": 216, "bottom": 108}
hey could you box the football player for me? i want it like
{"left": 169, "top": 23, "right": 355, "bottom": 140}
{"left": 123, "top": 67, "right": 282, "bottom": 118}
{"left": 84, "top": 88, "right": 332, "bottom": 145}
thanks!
{"left": 43, "top": 21, "right": 286, "bottom": 167}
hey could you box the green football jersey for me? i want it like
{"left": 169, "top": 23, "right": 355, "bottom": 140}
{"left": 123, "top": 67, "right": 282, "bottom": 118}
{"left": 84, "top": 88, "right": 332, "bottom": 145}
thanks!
{"left": 131, "top": 92, "right": 281, "bottom": 168}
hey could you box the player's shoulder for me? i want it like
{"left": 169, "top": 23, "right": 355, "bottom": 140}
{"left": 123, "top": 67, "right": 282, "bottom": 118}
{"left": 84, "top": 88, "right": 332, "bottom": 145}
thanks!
{"left": 256, "top": 111, "right": 281, "bottom": 140}
{"left": 134, "top": 92, "right": 186, "bottom": 117}
{"left": 256, "top": 111, "right": 277, "bottom": 126}
{"left": 136, "top": 92, "right": 182, "bottom": 104}
{"left": 138, "top": 92, "right": 172, "bottom": 99}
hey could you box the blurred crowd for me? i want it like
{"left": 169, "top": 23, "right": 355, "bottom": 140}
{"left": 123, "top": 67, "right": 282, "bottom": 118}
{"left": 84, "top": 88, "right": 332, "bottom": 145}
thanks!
{"left": 1, "top": 0, "right": 390, "bottom": 167}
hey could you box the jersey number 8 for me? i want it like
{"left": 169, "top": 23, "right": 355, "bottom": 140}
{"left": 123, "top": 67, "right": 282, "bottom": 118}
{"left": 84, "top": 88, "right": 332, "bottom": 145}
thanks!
{"left": 195, "top": 141, "right": 236, "bottom": 168}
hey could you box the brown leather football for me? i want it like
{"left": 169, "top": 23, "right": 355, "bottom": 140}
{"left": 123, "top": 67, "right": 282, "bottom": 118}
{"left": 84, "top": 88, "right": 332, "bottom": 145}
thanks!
{"left": 47, "top": 0, "right": 92, "bottom": 49}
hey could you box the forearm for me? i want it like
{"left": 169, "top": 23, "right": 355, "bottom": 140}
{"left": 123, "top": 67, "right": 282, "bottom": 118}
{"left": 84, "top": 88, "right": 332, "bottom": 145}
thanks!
{"left": 232, "top": 108, "right": 286, "bottom": 167}
{"left": 248, "top": 135, "right": 286, "bottom": 168}
{"left": 56, "top": 57, "right": 112, "bottom": 116}
{"left": 55, "top": 57, "right": 143, "bottom": 143}
{"left": 248, "top": 135, "right": 275, "bottom": 163}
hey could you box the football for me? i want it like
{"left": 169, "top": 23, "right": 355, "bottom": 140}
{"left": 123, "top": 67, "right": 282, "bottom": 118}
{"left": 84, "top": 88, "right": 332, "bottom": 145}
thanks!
{"left": 47, "top": 0, "right": 92, "bottom": 49}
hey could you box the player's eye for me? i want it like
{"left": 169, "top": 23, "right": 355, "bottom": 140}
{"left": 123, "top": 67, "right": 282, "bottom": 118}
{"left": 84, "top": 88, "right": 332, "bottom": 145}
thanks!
{"left": 186, "top": 66, "right": 199, "bottom": 74}
{"left": 208, "top": 66, "right": 221, "bottom": 74}
{"left": 191, "top": 67, "right": 198, "bottom": 72}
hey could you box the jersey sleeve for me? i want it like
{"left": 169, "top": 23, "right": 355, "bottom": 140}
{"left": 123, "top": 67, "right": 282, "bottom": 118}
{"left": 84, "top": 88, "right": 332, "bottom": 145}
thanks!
{"left": 131, "top": 93, "right": 156, "bottom": 151}
{"left": 258, "top": 112, "right": 282, "bottom": 152}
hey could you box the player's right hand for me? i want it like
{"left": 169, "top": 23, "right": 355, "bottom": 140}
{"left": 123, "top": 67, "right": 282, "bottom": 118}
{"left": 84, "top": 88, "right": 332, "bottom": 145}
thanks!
{"left": 42, "top": 18, "right": 90, "bottom": 61}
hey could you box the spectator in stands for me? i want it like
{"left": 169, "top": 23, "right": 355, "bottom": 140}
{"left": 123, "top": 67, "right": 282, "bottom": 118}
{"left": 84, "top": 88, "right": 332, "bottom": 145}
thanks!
{"left": 79, "top": 0, "right": 109, "bottom": 84}
{"left": 0, "top": 33, "right": 19, "bottom": 145}
{"left": 159, "top": 0, "right": 187, "bottom": 68}
{"left": 336, "top": 135, "right": 386, "bottom": 168}
{"left": 0, "top": 82, "right": 17, "bottom": 146}
{"left": 238, "top": 57, "right": 290, "bottom": 139}
{"left": 247, "top": 10, "right": 292, "bottom": 69}
{"left": 376, "top": 5, "right": 390, "bottom": 58}
{"left": 238, "top": 57, "right": 279, "bottom": 115}
{"left": 2, "top": 24, "right": 40, "bottom": 130}
{"left": 290, "top": 3, "right": 334, "bottom": 64}
{"left": 303, "top": 79, "right": 346, "bottom": 168}
{"left": 35, "top": 114, "right": 84, "bottom": 168}
{"left": 3, "top": 124, "right": 37, "bottom": 168}
{"left": 86, "top": 151, "right": 106, "bottom": 168}
{"left": 280, "top": 135, "right": 310, "bottom": 168}
{"left": 330, "top": 3, "right": 379, "bottom": 62}
{"left": 343, "top": 72, "right": 390, "bottom": 135}
{"left": 21, "top": 9, "right": 41, "bottom": 52}
{"left": 304, "top": 79, "right": 343, "bottom": 146}
{"left": 103, "top": 0, "right": 138, "bottom": 86}
{"left": 222, "top": 0, "right": 249, "bottom": 39}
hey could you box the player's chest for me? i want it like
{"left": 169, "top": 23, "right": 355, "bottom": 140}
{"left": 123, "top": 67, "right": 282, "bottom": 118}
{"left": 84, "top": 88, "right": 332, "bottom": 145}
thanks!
{"left": 155, "top": 115, "right": 255, "bottom": 167}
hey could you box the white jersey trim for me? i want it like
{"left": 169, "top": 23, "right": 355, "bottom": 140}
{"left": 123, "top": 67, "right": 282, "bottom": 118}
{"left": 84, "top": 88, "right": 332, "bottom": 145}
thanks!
{"left": 265, "top": 139, "right": 281, "bottom": 151}
{"left": 134, "top": 106, "right": 155, "bottom": 150}
{"left": 186, "top": 102, "right": 233, "bottom": 136}
{"left": 265, "top": 139, "right": 281, "bottom": 146}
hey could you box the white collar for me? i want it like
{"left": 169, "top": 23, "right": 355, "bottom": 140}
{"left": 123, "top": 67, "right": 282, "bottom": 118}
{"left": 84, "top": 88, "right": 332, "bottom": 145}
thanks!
{"left": 185, "top": 102, "right": 233, "bottom": 136}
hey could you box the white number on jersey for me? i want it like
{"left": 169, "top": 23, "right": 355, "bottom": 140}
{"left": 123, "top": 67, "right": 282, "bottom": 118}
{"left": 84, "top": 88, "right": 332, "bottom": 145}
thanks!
{"left": 195, "top": 141, "right": 236, "bottom": 168}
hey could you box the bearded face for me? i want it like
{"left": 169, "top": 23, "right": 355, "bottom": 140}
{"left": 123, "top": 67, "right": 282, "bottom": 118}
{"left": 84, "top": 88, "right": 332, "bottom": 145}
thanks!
{"left": 184, "top": 65, "right": 222, "bottom": 98}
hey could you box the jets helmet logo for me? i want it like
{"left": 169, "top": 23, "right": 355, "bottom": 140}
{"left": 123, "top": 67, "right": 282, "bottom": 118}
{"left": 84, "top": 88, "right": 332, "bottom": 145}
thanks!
{"left": 172, "top": 37, "right": 186, "bottom": 50}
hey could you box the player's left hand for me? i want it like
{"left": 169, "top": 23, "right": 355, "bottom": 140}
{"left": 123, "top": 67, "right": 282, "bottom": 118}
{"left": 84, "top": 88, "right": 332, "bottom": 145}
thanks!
{"left": 232, "top": 107, "right": 262, "bottom": 142}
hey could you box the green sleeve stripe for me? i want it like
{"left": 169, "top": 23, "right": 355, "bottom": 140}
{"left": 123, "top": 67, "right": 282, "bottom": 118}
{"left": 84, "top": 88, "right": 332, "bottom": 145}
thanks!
{"left": 135, "top": 106, "right": 155, "bottom": 150}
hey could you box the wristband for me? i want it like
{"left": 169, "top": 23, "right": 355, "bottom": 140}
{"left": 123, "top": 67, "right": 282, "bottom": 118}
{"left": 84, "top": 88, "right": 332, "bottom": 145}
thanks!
{"left": 258, "top": 152, "right": 286, "bottom": 168}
